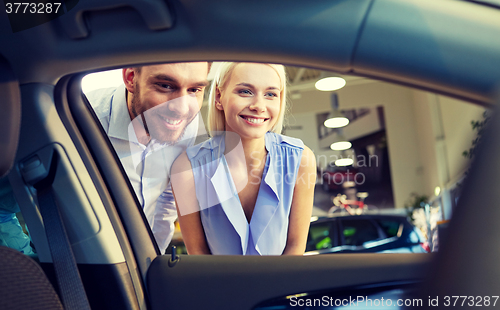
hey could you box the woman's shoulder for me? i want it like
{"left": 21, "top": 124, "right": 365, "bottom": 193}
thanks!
{"left": 171, "top": 150, "right": 192, "bottom": 176}
{"left": 266, "top": 132, "right": 304, "bottom": 149}
{"left": 186, "top": 135, "right": 223, "bottom": 160}
{"left": 266, "top": 132, "right": 315, "bottom": 170}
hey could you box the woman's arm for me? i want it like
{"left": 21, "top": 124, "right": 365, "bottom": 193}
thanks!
{"left": 171, "top": 152, "right": 211, "bottom": 255}
{"left": 282, "top": 146, "right": 316, "bottom": 255}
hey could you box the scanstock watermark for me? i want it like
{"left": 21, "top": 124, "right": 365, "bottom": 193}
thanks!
{"left": 317, "top": 153, "right": 380, "bottom": 187}
{"left": 289, "top": 295, "right": 423, "bottom": 307}
{"left": 316, "top": 153, "right": 379, "bottom": 170}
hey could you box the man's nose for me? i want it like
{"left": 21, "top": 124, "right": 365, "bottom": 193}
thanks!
{"left": 167, "top": 92, "right": 194, "bottom": 115}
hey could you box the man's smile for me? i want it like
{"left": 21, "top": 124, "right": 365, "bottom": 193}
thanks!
{"left": 159, "top": 114, "right": 183, "bottom": 126}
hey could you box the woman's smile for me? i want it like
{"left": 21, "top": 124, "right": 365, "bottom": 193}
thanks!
{"left": 239, "top": 115, "right": 269, "bottom": 125}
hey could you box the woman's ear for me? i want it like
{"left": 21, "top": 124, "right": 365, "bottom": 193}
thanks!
{"left": 123, "top": 68, "right": 136, "bottom": 94}
{"left": 215, "top": 87, "right": 224, "bottom": 110}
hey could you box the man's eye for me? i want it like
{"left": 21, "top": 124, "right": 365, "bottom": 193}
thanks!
{"left": 157, "top": 83, "right": 173, "bottom": 89}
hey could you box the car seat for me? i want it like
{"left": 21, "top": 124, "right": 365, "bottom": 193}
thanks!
{"left": 0, "top": 55, "right": 64, "bottom": 310}
{"left": 0, "top": 246, "right": 63, "bottom": 310}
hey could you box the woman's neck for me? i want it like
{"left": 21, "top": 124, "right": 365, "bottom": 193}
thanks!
{"left": 224, "top": 132, "right": 267, "bottom": 168}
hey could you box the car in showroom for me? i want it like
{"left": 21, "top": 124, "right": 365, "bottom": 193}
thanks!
{"left": 169, "top": 212, "right": 430, "bottom": 257}
{"left": 306, "top": 213, "right": 429, "bottom": 255}
{"left": 1, "top": 0, "right": 500, "bottom": 309}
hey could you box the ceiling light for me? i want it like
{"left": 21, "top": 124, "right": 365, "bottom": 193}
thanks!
{"left": 335, "top": 158, "right": 354, "bottom": 166}
{"left": 324, "top": 117, "right": 349, "bottom": 128}
{"left": 434, "top": 186, "right": 441, "bottom": 196}
{"left": 330, "top": 141, "right": 352, "bottom": 151}
{"left": 324, "top": 93, "right": 349, "bottom": 128}
{"left": 315, "top": 77, "right": 346, "bottom": 91}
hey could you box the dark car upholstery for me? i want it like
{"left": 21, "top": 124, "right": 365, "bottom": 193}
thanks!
{"left": 0, "top": 53, "right": 63, "bottom": 310}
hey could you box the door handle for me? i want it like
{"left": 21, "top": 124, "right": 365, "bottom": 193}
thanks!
{"left": 59, "top": 0, "right": 173, "bottom": 39}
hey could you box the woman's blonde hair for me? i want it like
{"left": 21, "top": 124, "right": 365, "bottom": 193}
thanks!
{"left": 207, "top": 62, "right": 287, "bottom": 136}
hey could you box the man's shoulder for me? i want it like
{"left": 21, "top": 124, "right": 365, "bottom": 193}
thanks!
{"left": 84, "top": 86, "right": 125, "bottom": 130}
{"left": 85, "top": 86, "right": 120, "bottom": 115}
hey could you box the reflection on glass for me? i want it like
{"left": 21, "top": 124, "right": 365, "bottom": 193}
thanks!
{"left": 84, "top": 63, "right": 488, "bottom": 256}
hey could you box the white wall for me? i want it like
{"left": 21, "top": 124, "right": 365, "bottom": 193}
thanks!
{"left": 440, "top": 96, "right": 485, "bottom": 185}
{"left": 412, "top": 92, "right": 485, "bottom": 218}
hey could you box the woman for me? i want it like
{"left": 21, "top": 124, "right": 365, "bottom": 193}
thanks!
{"left": 171, "top": 62, "right": 316, "bottom": 255}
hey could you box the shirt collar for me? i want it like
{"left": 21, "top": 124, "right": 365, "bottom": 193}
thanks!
{"left": 206, "top": 132, "right": 279, "bottom": 197}
{"left": 108, "top": 84, "right": 133, "bottom": 142}
{"left": 207, "top": 132, "right": 281, "bottom": 255}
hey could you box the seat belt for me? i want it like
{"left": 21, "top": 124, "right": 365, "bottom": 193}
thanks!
{"left": 30, "top": 151, "right": 92, "bottom": 310}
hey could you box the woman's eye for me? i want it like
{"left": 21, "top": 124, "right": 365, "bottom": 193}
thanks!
{"left": 238, "top": 89, "right": 253, "bottom": 95}
{"left": 189, "top": 88, "right": 203, "bottom": 94}
{"left": 266, "top": 92, "right": 278, "bottom": 98}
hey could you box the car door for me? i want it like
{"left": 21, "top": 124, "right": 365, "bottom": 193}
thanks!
{"left": 60, "top": 2, "right": 490, "bottom": 309}
{"left": 4, "top": 0, "right": 500, "bottom": 309}
{"left": 64, "top": 66, "right": 430, "bottom": 310}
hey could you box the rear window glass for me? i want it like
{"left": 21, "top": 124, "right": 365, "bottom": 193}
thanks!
{"left": 341, "top": 219, "right": 379, "bottom": 246}
{"left": 377, "top": 220, "right": 402, "bottom": 238}
{"left": 307, "top": 221, "right": 338, "bottom": 251}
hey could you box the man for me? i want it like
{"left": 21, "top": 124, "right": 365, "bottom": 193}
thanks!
{"left": 86, "top": 62, "right": 210, "bottom": 254}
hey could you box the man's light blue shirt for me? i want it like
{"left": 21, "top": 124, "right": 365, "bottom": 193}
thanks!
{"left": 86, "top": 84, "right": 201, "bottom": 253}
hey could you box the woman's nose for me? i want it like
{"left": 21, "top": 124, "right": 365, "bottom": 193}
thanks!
{"left": 248, "top": 96, "right": 266, "bottom": 113}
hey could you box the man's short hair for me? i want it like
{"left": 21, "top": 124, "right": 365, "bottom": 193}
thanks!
{"left": 134, "top": 62, "right": 212, "bottom": 74}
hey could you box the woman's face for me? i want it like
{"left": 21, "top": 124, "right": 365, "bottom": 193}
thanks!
{"left": 216, "top": 63, "right": 282, "bottom": 141}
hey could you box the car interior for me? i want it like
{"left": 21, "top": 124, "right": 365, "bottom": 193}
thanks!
{"left": 1, "top": 0, "right": 500, "bottom": 309}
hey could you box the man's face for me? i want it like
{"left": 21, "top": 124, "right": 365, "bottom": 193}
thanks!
{"left": 124, "top": 62, "right": 209, "bottom": 143}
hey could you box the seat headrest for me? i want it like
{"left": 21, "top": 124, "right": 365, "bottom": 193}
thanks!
{"left": 0, "top": 55, "right": 21, "bottom": 178}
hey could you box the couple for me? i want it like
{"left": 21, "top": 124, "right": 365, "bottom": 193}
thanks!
{"left": 89, "top": 62, "right": 315, "bottom": 255}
